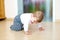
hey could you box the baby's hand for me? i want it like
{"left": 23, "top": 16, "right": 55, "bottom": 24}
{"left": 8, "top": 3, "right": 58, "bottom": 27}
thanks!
{"left": 39, "top": 27, "right": 45, "bottom": 31}
{"left": 24, "top": 31, "right": 32, "bottom": 35}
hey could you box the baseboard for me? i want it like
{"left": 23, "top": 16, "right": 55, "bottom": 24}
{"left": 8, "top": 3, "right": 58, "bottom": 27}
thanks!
{"left": 55, "top": 19, "right": 60, "bottom": 23}
{"left": 0, "top": 17, "right": 6, "bottom": 21}
{"left": 6, "top": 18, "right": 14, "bottom": 21}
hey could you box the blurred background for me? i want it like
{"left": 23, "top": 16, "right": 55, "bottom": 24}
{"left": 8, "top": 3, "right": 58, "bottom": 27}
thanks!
{"left": 0, "top": 0, "right": 59, "bottom": 22}
{"left": 23, "top": 0, "right": 52, "bottom": 22}
{"left": 0, "top": 0, "right": 60, "bottom": 40}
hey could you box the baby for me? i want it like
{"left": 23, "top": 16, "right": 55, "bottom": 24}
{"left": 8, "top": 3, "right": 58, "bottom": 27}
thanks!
{"left": 20, "top": 11, "right": 44, "bottom": 35}
{"left": 10, "top": 11, "right": 44, "bottom": 35}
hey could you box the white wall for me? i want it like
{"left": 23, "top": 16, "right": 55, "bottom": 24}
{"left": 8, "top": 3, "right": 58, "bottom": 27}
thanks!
{"left": 55, "top": 0, "right": 60, "bottom": 20}
{"left": 53, "top": 0, "right": 55, "bottom": 22}
{"left": 4, "top": 0, "right": 18, "bottom": 18}
{"left": 4, "top": 0, "right": 60, "bottom": 22}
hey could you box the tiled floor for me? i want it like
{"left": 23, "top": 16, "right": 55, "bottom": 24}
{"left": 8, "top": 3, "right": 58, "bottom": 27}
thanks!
{"left": 0, "top": 20, "right": 60, "bottom": 40}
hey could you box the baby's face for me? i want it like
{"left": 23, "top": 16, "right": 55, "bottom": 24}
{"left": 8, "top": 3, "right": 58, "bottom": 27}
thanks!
{"left": 32, "top": 11, "right": 43, "bottom": 23}
{"left": 31, "top": 16, "right": 40, "bottom": 24}
{"left": 35, "top": 11, "right": 43, "bottom": 18}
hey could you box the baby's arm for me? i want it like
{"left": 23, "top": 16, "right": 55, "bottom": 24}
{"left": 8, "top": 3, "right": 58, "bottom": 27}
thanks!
{"left": 23, "top": 23, "right": 31, "bottom": 35}
{"left": 20, "top": 13, "right": 32, "bottom": 35}
{"left": 23, "top": 23, "right": 29, "bottom": 32}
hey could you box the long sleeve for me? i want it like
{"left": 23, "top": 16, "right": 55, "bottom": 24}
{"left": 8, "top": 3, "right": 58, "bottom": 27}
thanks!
{"left": 20, "top": 13, "right": 32, "bottom": 31}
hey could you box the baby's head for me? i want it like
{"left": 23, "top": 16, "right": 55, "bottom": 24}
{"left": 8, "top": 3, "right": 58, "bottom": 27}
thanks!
{"left": 32, "top": 11, "right": 44, "bottom": 23}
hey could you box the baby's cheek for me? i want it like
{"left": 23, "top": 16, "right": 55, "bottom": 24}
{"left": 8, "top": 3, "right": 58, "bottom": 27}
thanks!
{"left": 31, "top": 18, "right": 35, "bottom": 22}
{"left": 30, "top": 20, "right": 37, "bottom": 24}
{"left": 31, "top": 17, "right": 38, "bottom": 23}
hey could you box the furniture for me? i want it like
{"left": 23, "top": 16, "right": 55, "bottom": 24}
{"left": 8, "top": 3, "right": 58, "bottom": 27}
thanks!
{"left": 0, "top": 0, "right": 6, "bottom": 20}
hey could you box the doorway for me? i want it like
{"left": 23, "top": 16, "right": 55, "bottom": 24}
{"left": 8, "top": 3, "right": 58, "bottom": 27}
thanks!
{"left": 23, "top": 0, "right": 52, "bottom": 22}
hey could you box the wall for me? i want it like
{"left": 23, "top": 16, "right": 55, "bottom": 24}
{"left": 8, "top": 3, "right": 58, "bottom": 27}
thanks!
{"left": 45, "top": 0, "right": 52, "bottom": 21}
{"left": 55, "top": 0, "right": 60, "bottom": 20}
{"left": 4, "top": 0, "right": 18, "bottom": 18}
{"left": 53, "top": 0, "right": 55, "bottom": 22}
{"left": 18, "top": 0, "right": 23, "bottom": 14}
{"left": 4, "top": 0, "right": 60, "bottom": 22}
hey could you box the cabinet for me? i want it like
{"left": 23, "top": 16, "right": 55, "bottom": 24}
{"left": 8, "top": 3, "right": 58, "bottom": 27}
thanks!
{"left": 0, "top": 0, "right": 5, "bottom": 19}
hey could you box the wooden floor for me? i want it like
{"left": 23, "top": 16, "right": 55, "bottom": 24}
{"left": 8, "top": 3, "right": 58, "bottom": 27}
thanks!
{"left": 0, "top": 19, "right": 60, "bottom": 40}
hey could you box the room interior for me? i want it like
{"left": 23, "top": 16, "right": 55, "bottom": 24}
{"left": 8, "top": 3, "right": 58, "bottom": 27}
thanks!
{"left": 0, "top": 0, "right": 60, "bottom": 40}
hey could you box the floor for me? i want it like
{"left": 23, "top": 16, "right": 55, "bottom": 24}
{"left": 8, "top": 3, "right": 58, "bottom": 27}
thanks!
{"left": 0, "top": 19, "right": 60, "bottom": 40}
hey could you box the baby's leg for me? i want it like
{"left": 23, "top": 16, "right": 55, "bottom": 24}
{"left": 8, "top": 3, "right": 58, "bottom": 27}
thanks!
{"left": 10, "top": 14, "right": 23, "bottom": 31}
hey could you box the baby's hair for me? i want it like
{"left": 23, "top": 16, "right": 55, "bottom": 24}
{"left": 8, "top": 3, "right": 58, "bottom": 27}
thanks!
{"left": 33, "top": 10, "right": 44, "bottom": 22}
